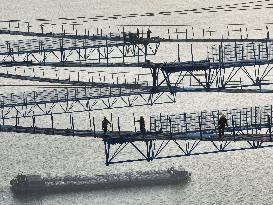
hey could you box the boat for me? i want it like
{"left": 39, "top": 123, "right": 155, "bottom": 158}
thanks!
{"left": 10, "top": 167, "right": 190, "bottom": 193}
{"left": 10, "top": 174, "right": 46, "bottom": 193}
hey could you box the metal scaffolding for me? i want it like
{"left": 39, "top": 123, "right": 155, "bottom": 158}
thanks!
{"left": 0, "top": 104, "right": 272, "bottom": 165}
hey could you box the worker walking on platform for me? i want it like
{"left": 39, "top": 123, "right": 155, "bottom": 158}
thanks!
{"left": 147, "top": 28, "right": 152, "bottom": 39}
{"left": 102, "top": 117, "right": 111, "bottom": 135}
{"left": 218, "top": 113, "right": 228, "bottom": 138}
{"left": 136, "top": 116, "right": 146, "bottom": 134}
{"left": 123, "top": 32, "right": 127, "bottom": 43}
{"left": 128, "top": 32, "right": 133, "bottom": 43}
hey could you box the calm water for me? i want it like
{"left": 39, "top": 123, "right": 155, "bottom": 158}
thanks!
{"left": 1, "top": 0, "right": 273, "bottom": 204}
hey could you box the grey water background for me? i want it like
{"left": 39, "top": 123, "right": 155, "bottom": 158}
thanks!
{"left": 2, "top": 0, "right": 273, "bottom": 204}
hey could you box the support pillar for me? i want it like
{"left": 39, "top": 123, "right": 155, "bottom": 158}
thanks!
{"left": 104, "top": 140, "right": 111, "bottom": 166}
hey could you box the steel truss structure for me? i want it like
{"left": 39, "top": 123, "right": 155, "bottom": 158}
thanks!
{"left": 103, "top": 138, "right": 273, "bottom": 165}
{"left": 149, "top": 41, "right": 273, "bottom": 93}
{"left": 103, "top": 105, "right": 273, "bottom": 165}
{"left": 0, "top": 87, "right": 175, "bottom": 119}
{"left": 3, "top": 23, "right": 273, "bottom": 166}
{"left": 0, "top": 104, "right": 272, "bottom": 165}
{"left": 0, "top": 35, "right": 160, "bottom": 66}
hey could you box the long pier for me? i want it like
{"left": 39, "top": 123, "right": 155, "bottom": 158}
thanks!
{"left": 2, "top": 29, "right": 273, "bottom": 43}
{"left": 0, "top": 34, "right": 160, "bottom": 67}
{"left": 0, "top": 105, "right": 272, "bottom": 165}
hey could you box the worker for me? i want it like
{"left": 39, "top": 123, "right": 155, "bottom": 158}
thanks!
{"left": 102, "top": 116, "right": 111, "bottom": 135}
{"left": 128, "top": 32, "right": 133, "bottom": 43}
{"left": 137, "top": 28, "right": 140, "bottom": 38}
{"left": 218, "top": 113, "right": 228, "bottom": 138}
{"left": 147, "top": 28, "right": 152, "bottom": 39}
{"left": 123, "top": 32, "right": 127, "bottom": 43}
{"left": 136, "top": 116, "right": 146, "bottom": 134}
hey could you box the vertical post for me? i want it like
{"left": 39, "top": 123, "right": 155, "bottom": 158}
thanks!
{"left": 51, "top": 113, "right": 54, "bottom": 134}
{"left": 133, "top": 113, "right": 137, "bottom": 132}
{"left": 144, "top": 43, "right": 147, "bottom": 62}
{"left": 232, "top": 115, "right": 236, "bottom": 141}
{"left": 60, "top": 38, "right": 64, "bottom": 64}
{"left": 104, "top": 140, "right": 110, "bottom": 166}
{"left": 191, "top": 44, "right": 193, "bottom": 63}
{"left": 118, "top": 116, "right": 121, "bottom": 137}
{"left": 15, "top": 111, "right": 18, "bottom": 129}
{"left": 149, "top": 116, "right": 152, "bottom": 133}
{"left": 146, "top": 140, "right": 153, "bottom": 162}
{"left": 70, "top": 114, "right": 75, "bottom": 137}
{"left": 235, "top": 41, "right": 237, "bottom": 62}
{"left": 43, "top": 48, "right": 46, "bottom": 66}
{"left": 27, "top": 22, "right": 30, "bottom": 33}
{"left": 268, "top": 114, "right": 272, "bottom": 141}
{"left": 0, "top": 109, "right": 3, "bottom": 130}
{"left": 258, "top": 44, "right": 261, "bottom": 60}
{"left": 137, "top": 47, "right": 140, "bottom": 65}
{"left": 251, "top": 107, "right": 253, "bottom": 127}
{"left": 239, "top": 110, "right": 242, "bottom": 129}
{"left": 177, "top": 44, "right": 180, "bottom": 62}
{"left": 106, "top": 35, "right": 109, "bottom": 66}
{"left": 122, "top": 42, "right": 125, "bottom": 64}
{"left": 88, "top": 112, "right": 92, "bottom": 131}
{"left": 269, "top": 105, "right": 272, "bottom": 140}
{"left": 93, "top": 116, "right": 96, "bottom": 136}
{"left": 169, "top": 117, "right": 172, "bottom": 138}
{"left": 246, "top": 110, "right": 249, "bottom": 135}
{"left": 199, "top": 116, "right": 202, "bottom": 140}
{"left": 32, "top": 116, "right": 36, "bottom": 133}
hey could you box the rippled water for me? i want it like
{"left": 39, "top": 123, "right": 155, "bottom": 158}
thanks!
{"left": 1, "top": 0, "right": 273, "bottom": 204}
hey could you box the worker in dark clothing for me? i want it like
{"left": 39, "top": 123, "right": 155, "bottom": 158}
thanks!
{"left": 123, "top": 32, "right": 127, "bottom": 43}
{"left": 218, "top": 113, "right": 228, "bottom": 138}
{"left": 128, "top": 32, "right": 133, "bottom": 43}
{"left": 128, "top": 32, "right": 138, "bottom": 44}
{"left": 147, "top": 28, "right": 152, "bottom": 39}
{"left": 102, "top": 116, "right": 111, "bottom": 135}
{"left": 136, "top": 116, "right": 146, "bottom": 134}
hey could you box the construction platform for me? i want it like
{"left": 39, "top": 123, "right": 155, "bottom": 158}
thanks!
{"left": 0, "top": 105, "right": 273, "bottom": 165}
{"left": 2, "top": 23, "right": 273, "bottom": 166}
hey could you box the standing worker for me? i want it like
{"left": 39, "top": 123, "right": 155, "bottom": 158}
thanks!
{"left": 137, "top": 28, "right": 140, "bottom": 38}
{"left": 123, "top": 32, "right": 127, "bottom": 43}
{"left": 136, "top": 116, "right": 146, "bottom": 134}
{"left": 218, "top": 113, "right": 228, "bottom": 138}
{"left": 128, "top": 32, "right": 133, "bottom": 43}
{"left": 102, "top": 116, "right": 111, "bottom": 135}
{"left": 147, "top": 28, "right": 152, "bottom": 39}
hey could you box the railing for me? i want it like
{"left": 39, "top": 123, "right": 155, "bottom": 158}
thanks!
{"left": 150, "top": 105, "right": 273, "bottom": 135}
